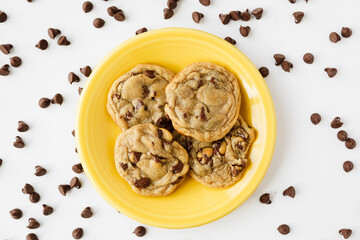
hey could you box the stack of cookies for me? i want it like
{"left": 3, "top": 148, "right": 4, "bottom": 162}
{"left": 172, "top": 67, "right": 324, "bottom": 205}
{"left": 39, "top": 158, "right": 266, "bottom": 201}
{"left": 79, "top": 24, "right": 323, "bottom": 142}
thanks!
{"left": 107, "top": 62, "right": 255, "bottom": 196}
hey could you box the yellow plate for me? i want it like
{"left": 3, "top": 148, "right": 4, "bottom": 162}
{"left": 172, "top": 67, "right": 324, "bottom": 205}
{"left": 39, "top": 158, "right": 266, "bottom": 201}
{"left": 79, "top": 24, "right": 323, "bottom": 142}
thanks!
{"left": 76, "top": 28, "right": 276, "bottom": 229}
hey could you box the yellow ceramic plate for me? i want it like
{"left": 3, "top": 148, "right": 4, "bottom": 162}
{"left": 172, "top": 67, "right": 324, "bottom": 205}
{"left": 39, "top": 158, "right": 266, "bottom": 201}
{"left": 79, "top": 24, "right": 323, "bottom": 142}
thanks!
{"left": 76, "top": 28, "right": 276, "bottom": 229}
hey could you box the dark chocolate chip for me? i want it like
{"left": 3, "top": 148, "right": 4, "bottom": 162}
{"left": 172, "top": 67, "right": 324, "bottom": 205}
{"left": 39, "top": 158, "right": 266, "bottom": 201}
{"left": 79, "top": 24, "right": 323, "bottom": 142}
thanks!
{"left": 325, "top": 68, "right": 337, "bottom": 78}
{"left": 29, "top": 192, "right": 40, "bottom": 203}
{"left": 258, "top": 67, "right": 269, "bottom": 78}
{"left": 341, "top": 27, "right": 352, "bottom": 38}
{"left": 310, "top": 113, "right": 321, "bottom": 125}
{"left": 35, "top": 165, "right": 47, "bottom": 176}
{"left": 163, "top": 8, "right": 174, "bottom": 19}
{"left": 58, "top": 184, "right": 71, "bottom": 196}
{"left": 26, "top": 233, "right": 38, "bottom": 240}
{"left": 339, "top": 229, "right": 352, "bottom": 239}
{"left": 289, "top": 0, "right": 296, "bottom": 3}
{"left": 133, "top": 226, "right": 146, "bottom": 237}
{"left": 39, "top": 97, "right": 51, "bottom": 108}
{"left": 107, "top": 6, "right": 119, "bottom": 16}
{"left": 239, "top": 25, "right": 250, "bottom": 37}
{"left": 192, "top": 11, "right": 204, "bottom": 23}
{"left": 0, "top": 64, "right": 10, "bottom": 76}
{"left": 171, "top": 176, "right": 183, "bottom": 185}
{"left": 93, "top": 18, "right": 105, "bottom": 28}
{"left": 252, "top": 8, "right": 263, "bottom": 20}
{"left": 142, "top": 85, "right": 150, "bottom": 96}
{"left": 68, "top": 72, "right": 80, "bottom": 84}
{"left": 0, "top": 158, "right": 2, "bottom": 166}
{"left": 42, "top": 204, "right": 54, "bottom": 216}
{"left": 345, "top": 138, "right": 356, "bottom": 149}
{"left": 157, "top": 129, "right": 163, "bottom": 139}
{"left": 13, "top": 136, "right": 25, "bottom": 148}
{"left": 172, "top": 161, "right": 183, "bottom": 173}
{"left": 10, "top": 56, "right": 22, "bottom": 67}
{"left": 283, "top": 186, "right": 296, "bottom": 198}
{"left": 144, "top": 70, "right": 155, "bottom": 78}
{"left": 17, "top": 121, "right": 29, "bottom": 132}
{"left": 259, "top": 193, "right": 271, "bottom": 204}
{"left": 51, "top": 93, "right": 63, "bottom": 105}
{"left": 278, "top": 224, "right": 290, "bottom": 235}
{"left": 329, "top": 32, "right": 341, "bottom": 43}
{"left": 0, "top": 44, "right": 13, "bottom": 55}
{"left": 27, "top": 218, "right": 40, "bottom": 229}
{"left": 293, "top": 11, "right": 304, "bottom": 24}
{"left": 10, "top": 208, "right": 23, "bottom": 219}
{"left": 78, "top": 87, "right": 83, "bottom": 95}
{"left": 70, "top": 177, "right": 81, "bottom": 189}
{"left": 82, "top": 1, "right": 93, "bottom": 13}
{"left": 0, "top": 11, "right": 7, "bottom": 23}
{"left": 134, "top": 178, "right": 151, "bottom": 189}
{"left": 81, "top": 207, "right": 93, "bottom": 218}
{"left": 343, "top": 161, "right": 353, "bottom": 173}
{"left": 136, "top": 27, "right": 148, "bottom": 35}
{"left": 240, "top": 9, "right": 251, "bottom": 21}
{"left": 48, "top": 28, "right": 61, "bottom": 39}
{"left": 132, "top": 152, "right": 141, "bottom": 163}
{"left": 72, "top": 228, "right": 84, "bottom": 239}
{"left": 281, "top": 61, "right": 293, "bottom": 72}
{"left": 22, "top": 183, "right": 34, "bottom": 194}
{"left": 35, "top": 39, "right": 48, "bottom": 50}
{"left": 199, "top": 0, "right": 210, "bottom": 6}
{"left": 337, "top": 130, "right": 347, "bottom": 142}
{"left": 330, "top": 117, "right": 343, "bottom": 128}
{"left": 125, "top": 111, "right": 133, "bottom": 120}
{"left": 274, "top": 54, "right": 285, "bottom": 66}
{"left": 58, "top": 36, "right": 70, "bottom": 46}
{"left": 114, "top": 10, "right": 125, "bottom": 21}
{"left": 120, "top": 162, "right": 128, "bottom": 171}
{"left": 199, "top": 107, "right": 206, "bottom": 121}
{"left": 303, "top": 53, "right": 314, "bottom": 64}
{"left": 167, "top": 0, "right": 177, "bottom": 9}
{"left": 72, "top": 163, "right": 83, "bottom": 174}
{"left": 219, "top": 13, "right": 230, "bottom": 24}
{"left": 224, "top": 37, "right": 236, "bottom": 45}
{"left": 229, "top": 11, "right": 241, "bottom": 21}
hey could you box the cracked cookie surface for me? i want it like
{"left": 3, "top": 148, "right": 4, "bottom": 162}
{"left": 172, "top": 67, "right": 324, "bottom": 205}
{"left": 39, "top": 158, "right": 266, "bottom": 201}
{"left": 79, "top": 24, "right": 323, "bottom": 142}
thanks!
{"left": 115, "top": 123, "right": 189, "bottom": 196}
{"left": 108, "top": 64, "right": 174, "bottom": 131}
{"left": 165, "top": 62, "right": 241, "bottom": 143}
{"left": 175, "top": 116, "right": 255, "bottom": 188}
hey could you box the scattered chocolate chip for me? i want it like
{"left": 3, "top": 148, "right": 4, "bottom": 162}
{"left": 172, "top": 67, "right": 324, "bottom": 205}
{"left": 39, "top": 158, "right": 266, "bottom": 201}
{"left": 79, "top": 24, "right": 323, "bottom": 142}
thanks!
{"left": 75, "top": 147, "right": 78, "bottom": 153}
{"left": 239, "top": 25, "right": 250, "bottom": 37}
{"left": 68, "top": 72, "right": 80, "bottom": 84}
{"left": 72, "top": 228, "right": 84, "bottom": 239}
{"left": 293, "top": 11, "right": 304, "bottom": 24}
{"left": 331, "top": 117, "right": 343, "bottom": 128}
{"left": 134, "top": 178, "right": 151, "bottom": 189}
{"left": 224, "top": 36, "right": 236, "bottom": 45}
{"left": 144, "top": 70, "right": 155, "bottom": 78}
{"left": 22, "top": 183, "right": 34, "bottom": 194}
{"left": 167, "top": 0, "right": 177, "bottom": 9}
{"left": 274, "top": 54, "right": 285, "bottom": 66}
{"left": 78, "top": 87, "right": 83, "bottom": 95}
{"left": 219, "top": 13, "right": 230, "bottom": 25}
{"left": 339, "top": 229, "right": 352, "bottom": 239}
{"left": 42, "top": 204, "right": 54, "bottom": 216}
{"left": 303, "top": 53, "right": 314, "bottom": 64}
{"left": 72, "top": 163, "right": 83, "bottom": 174}
{"left": 10, "top": 208, "right": 23, "bottom": 219}
{"left": 172, "top": 161, "right": 183, "bottom": 173}
{"left": 39, "top": 97, "right": 51, "bottom": 108}
{"left": 58, "top": 36, "right": 71, "bottom": 46}
{"left": 26, "top": 233, "right": 38, "bottom": 240}
{"left": 0, "top": 11, "right": 7, "bottom": 23}
{"left": 136, "top": 27, "right": 148, "bottom": 35}
{"left": 82, "top": 1, "right": 93, "bottom": 13}
{"left": 48, "top": 28, "right": 61, "bottom": 39}
{"left": 343, "top": 161, "right": 353, "bottom": 173}
{"left": 93, "top": 18, "right": 105, "bottom": 28}
{"left": 13, "top": 136, "right": 25, "bottom": 148}
{"left": 337, "top": 130, "right": 348, "bottom": 141}
{"left": 0, "top": 158, "right": 2, "bottom": 166}
{"left": 72, "top": 130, "right": 75, "bottom": 137}
{"left": 114, "top": 10, "right": 125, "bottom": 21}
{"left": 199, "top": 0, "right": 210, "bottom": 6}
{"left": 329, "top": 32, "right": 341, "bottom": 43}
{"left": 107, "top": 6, "right": 119, "bottom": 16}
{"left": 133, "top": 226, "right": 146, "bottom": 237}
{"left": 252, "top": 8, "right": 263, "bottom": 20}
{"left": 51, "top": 93, "right": 63, "bottom": 105}
{"left": 258, "top": 67, "right": 269, "bottom": 78}
{"left": 325, "top": 68, "right": 337, "bottom": 78}
{"left": 240, "top": 9, "right": 251, "bottom": 21}
{"left": 0, "top": 64, "right": 10, "bottom": 76}
{"left": 29, "top": 192, "right": 40, "bottom": 203}
{"left": 27, "top": 218, "right": 40, "bottom": 229}
{"left": 259, "top": 193, "right": 271, "bottom": 204}
{"left": 0, "top": 44, "right": 13, "bottom": 55}
{"left": 192, "top": 11, "right": 204, "bottom": 23}
{"left": 81, "top": 207, "right": 93, "bottom": 218}
{"left": 10, "top": 56, "right": 22, "bottom": 67}
{"left": 35, "top": 165, "right": 47, "bottom": 176}
{"left": 163, "top": 8, "right": 174, "bottom": 19}
{"left": 278, "top": 224, "right": 290, "bottom": 235}
{"left": 345, "top": 138, "right": 356, "bottom": 149}
{"left": 58, "top": 184, "right": 71, "bottom": 196}
{"left": 70, "top": 177, "right": 81, "bottom": 189}
{"left": 289, "top": 0, "right": 296, "bottom": 3}
{"left": 281, "top": 61, "right": 293, "bottom": 72}
{"left": 229, "top": 11, "right": 241, "bottom": 21}
{"left": 341, "top": 27, "right": 352, "bottom": 38}
{"left": 17, "top": 121, "right": 29, "bottom": 132}
{"left": 283, "top": 186, "right": 296, "bottom": 198}
{"left": 35, "top": 39, "right": 48, "bottom": 50}
{"left": 310, "top": 113, "right": 321, "bottom": 125}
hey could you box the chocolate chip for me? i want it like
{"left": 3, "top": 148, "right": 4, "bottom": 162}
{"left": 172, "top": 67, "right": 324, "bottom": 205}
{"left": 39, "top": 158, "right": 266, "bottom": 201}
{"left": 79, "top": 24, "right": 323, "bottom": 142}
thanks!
{"left": 82, "top": 1, "right": 93, "bottom": 13}
{"left": 329, "top": 32, "right": 341, "bottom": 43}
{"left": 339, "top": 229, "right": 352, "bottom": 239}
{"left": 240, "top": 9, "right": 251, "bottom": 21}
{"left": 136, "top": 27, "right": 147, "bottom": 35}
{"left": 325, "top": 68, "right": 337, "bottom": 78}
{"left": 0, "top": 44, "right": 12, "bottom": 55}
{"left": 199, "top": 0, "right": 210, "bottom": 6}
{"left": 293, "top": 11, "right": 304, "bottom": 24}
{"left": 337, "top": 130, "right": 347, "bottom": 141}
{"left": 239, "top": 25, "right": 250, "bottom": 37}
{"left": 27, "top": 218, "right": 40, "bottom": 229}
{"left": 114, "top": 10, "right": 125, "bottom": 21}
{"left": 219, "top": 13, "right": 230, "bottom": 25}
{"left": 345, "top": 138, "right": 356, "bottom": 149}
{"left": 172, "top": 161, "right": 183, "bottom": 173}
{"left": 281, "top": 61, "right": 293, "bottom": 72}
{"left": 278, "top": 224, "right": 290, "bottom": 235}
{"left": 199, "top": 107, "right": 207, "bottom": 121}
{"left": 252, "top": 8, "right": 263, "bottom": 20}
{"left": 72, "top": 163, "right": 83, "bottom": 174}
{"left": 107, "top": 6, "right": 119, "bottom": 16}
{"left": 93, "top": 18, "right": 105, "bottom": 28}
{"left": 258, "top": 67, "right": 269, "bottom": 78}
{"left": 72, "top": 228, "right": 84, "bottom": 239}
{"left": 39, "top": 97, "right": 51, "bottom": 108}
{"left": 35, "top": 39, "right": 48, "bottom": 50}
{"left": 58, "top": 36, "right": 70, "bottom": 46}
{"left": 70, "top": 177, "right": 81, "bottom": 189}
{"left": 48, "top": 28, "right": 61, "bottom": 39}
{"left": 134, "top": 178, "right": 151, "bottom": 189}
{"left": 259, "top": 193, "right": 271, "bottom": 204}
{"left": 310, "top": 113, "right": 321, "bottom": 125}
{"left": 68, "top": 72, "right": 80, "bottom": 84}
{"left": 10, "top": 56, "right": 22, "bottom": 67}
{"left": 22, "top": 183, "right": 34, "bottom": 194}
{"left": 144, "top": 70, "right": 155, "bottom": 78}
{"left": 10, "top": 208, "right": 23, "bottom": 219}
{"left": 0, "top": 64, "right": 10, "bottom": 76}
{"left": 81, "top": 207, "right": 93, "bottom": 218}
{"left": 51, "top": 93, "right": 63, "bottom": 105}
{"left": 42, "top": 204, "right": 54, "bottom": 216}
{"left": 133, "top": 226, "right": 146, "bottom": 237}
{"left": 78, "top": 87, "right": 83, "bottom": 95}
{"left": 231, "top": 166, "right": 240, "bottom": 176}
{"left": 58, "top": 184, "right": 71, "bottom": 196}
{"left": 17, "top": 121, "right": 29, "bottom": 132}
{"left": 283, "top": 186, "right": 296, "bottom": 198}
{"left": 289, "top": 0, "right": 296, "bottom": 3}
{"left": 331, "top": 117, "right": 343, "bottom": 128}
{"left": 274, "top": 54, "right": 285, "bottom": 66}
{"left": 26, "top": 233, "right": 38, "bottom": 240}
{"left": 343, "top": 161, "right": 353, "bottom": 173}
{"left": 167, "top": 0, "right": 177, "bottom": 9}
{"left": 0, "top": 158, "right": 2, "bottom": 166}
{"left": 341, "top": 27, "right": 352, "bottom": 38}
{"left": 224, "top": 37, "right": 236, "bottom": 45}
{"left": 13, "top": 136, "right": 25, "bottom": 148}
{"left": 0, "top": 11, "right": 7, "bottom": 23}
{"left": 192, "top": 11, "right": 204, "bottom": 23}
{"left": 303, "top": 53, "right": 314, "bottom": 64}
{"left": 29, "top": 192, "right": 40, "bottom": 203}
{"left": 171, "top": 176, "right": 183, "bottom": 185}
{"left": 132, "top": 152, "right": 141, "bottom": 163}
{"left": 35, "top": 165, "right": 47, "bottom": 176}
{"left": 229, "top": 11, "right": 241, "bottom": 21}
{"left": 163, "top": 8, "right": 174, "bottom": 19}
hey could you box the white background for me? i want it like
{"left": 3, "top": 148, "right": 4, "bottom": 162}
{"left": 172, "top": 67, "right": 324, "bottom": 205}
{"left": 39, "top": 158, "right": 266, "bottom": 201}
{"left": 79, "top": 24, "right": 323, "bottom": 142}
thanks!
{"left": 1, "top": 0, "right": 360, "bottom": 239}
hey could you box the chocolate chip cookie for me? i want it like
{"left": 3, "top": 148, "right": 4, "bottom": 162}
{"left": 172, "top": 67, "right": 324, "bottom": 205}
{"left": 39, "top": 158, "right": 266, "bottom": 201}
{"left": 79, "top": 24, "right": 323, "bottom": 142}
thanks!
{"left": 165, "top": 62, "right": 241, "bottom": 143}
{"left": 176, "top": 116, "right": 255, "bottom": 188}
{"left": 107, "top": 64, "right": 174, "bottom": 130}
{"left": 115, "top": 123, "right": 189, "bottom": 196}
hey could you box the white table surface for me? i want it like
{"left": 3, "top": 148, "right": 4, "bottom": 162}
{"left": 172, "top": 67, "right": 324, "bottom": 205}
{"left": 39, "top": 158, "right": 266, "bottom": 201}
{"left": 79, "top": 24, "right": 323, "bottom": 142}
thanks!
{"left": 1, "top": 0, "right": 360, "bottom": 239}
